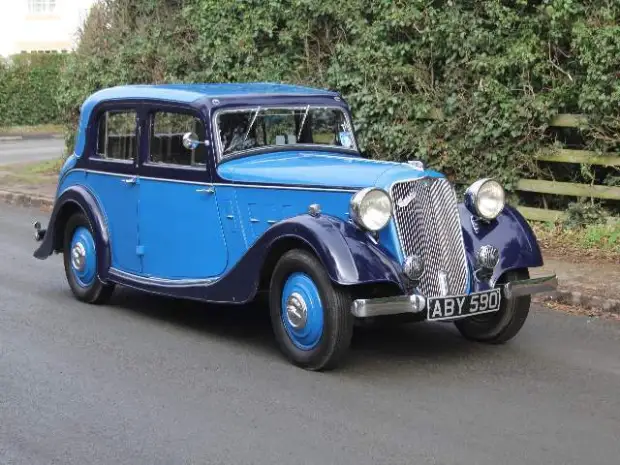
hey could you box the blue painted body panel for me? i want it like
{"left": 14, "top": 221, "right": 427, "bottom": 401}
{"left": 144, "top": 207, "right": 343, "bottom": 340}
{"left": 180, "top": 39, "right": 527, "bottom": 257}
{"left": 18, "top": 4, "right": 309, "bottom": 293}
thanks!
{"left": 218, "top": 151, "right": 398, "bottom": 188}
{"left": 218, "top": 183, "right": 353, "bottom": 249}
{"left": 57, "top": 154, "right": 77, "bottom": 190}
{"left": 58, "top": 170, "right": 141, "bottom": 273}
{"left": 139, "top": 177, "right": 228, "bottom": 279}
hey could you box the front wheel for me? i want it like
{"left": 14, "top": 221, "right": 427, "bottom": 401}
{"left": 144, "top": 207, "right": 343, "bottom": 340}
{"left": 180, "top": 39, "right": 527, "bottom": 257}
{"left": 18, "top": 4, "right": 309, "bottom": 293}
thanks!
{"left": 269, "top": 249, "right": 354, "bottom": 371}
{"left": 63, "top": 212, "right": 115, "bottom": 304}
{"left": 455, "top": 269, "right": 531, "bottom": 344}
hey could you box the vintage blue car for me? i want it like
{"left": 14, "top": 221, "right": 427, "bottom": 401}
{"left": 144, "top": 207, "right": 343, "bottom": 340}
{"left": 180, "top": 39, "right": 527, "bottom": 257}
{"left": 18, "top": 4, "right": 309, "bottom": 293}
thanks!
{"left": 33, "top": 83, "right": 557, "bottom": 370}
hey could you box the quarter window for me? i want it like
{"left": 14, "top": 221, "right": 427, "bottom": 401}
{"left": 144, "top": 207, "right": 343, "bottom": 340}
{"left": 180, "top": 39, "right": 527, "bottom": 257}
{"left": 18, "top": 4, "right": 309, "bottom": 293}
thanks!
{"left": 28, "top": 0, "right": 56, "bottom": 13}
{"left": 148, "top": 112, "right": 206, "bottom": 167}
{"left": 95, "top": 110, "right": 137, "bottom": 162}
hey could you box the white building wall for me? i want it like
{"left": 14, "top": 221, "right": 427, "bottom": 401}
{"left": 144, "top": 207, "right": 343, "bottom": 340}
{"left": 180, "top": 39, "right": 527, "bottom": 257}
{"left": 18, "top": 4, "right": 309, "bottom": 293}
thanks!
{"left": 0, "top": 0, "right": 96, "bottom": 57}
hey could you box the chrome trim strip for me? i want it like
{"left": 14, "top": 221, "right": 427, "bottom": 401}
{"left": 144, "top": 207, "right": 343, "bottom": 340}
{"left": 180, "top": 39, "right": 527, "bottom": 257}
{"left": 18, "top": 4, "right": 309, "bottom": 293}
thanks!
{"left": 83, "top": 169, "right": 212, "bottom": 185}
{"left": 110, "top": 267, "right": 217, "bottom": 287}
{"left": 62, "top": 168, "right": 358, "bottom": 192}
{"left": 503, "top": 274, "right": 558, "bottom": 299}
{"left": 351, "top": 294, "right": 427, "bottom": 318}
{"left": 143, "top": 161, "right": 206, "bottom": 171}
{"left": 92, "top": 157, "right": 134, "bottom": 165}
{"left": 82, "top": 169, "right": 133, "bottom": 178}
{"left": 214, "top": 183, "right": 356, "bottom": 192}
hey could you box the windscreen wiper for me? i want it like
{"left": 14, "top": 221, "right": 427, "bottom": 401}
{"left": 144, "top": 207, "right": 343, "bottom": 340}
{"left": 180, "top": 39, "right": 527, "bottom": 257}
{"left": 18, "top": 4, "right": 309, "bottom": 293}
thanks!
{"left": 243, "top": 106, "right": 261, "bottom": 143}
{"left": 297, "top": 105, "right": 310, "bottom": 140}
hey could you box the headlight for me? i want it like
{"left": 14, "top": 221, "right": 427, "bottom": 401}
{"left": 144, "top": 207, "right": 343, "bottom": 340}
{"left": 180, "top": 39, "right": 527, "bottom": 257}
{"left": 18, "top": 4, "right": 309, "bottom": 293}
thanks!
{"left": 465, "top": 178, "right": 505, "bottom": 220}
{"left": 350, "top": 187, "right": 392, "bottom": 231}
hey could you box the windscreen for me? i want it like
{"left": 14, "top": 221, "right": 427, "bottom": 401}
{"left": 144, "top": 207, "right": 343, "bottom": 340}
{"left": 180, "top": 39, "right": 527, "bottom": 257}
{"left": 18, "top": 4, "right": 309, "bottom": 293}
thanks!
{"left": 216, "top": 106, "right": 356, "bottom": 158}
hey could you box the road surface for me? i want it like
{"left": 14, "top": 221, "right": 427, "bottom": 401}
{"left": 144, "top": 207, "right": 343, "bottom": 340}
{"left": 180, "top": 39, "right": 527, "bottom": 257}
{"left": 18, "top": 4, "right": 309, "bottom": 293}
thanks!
{"left": 0, "top": 137, "right": 64, "bottom": 165}
{"left": 1, "top": 203, "right": 619, "bottom": 465}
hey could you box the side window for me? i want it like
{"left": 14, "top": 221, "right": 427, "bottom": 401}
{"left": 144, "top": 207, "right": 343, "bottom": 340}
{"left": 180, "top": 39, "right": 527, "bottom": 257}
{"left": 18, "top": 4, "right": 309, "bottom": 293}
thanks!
{"left": 148, "top": 111, "right": 206, "bottom": 167}
{"left": 96, "top": 110, "right": 137, "bottom": 161}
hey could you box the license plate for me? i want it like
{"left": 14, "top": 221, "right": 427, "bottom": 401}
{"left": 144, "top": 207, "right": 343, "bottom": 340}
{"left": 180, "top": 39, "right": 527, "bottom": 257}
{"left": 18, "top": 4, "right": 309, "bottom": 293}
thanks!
{"left": 427, "top": 288, "right": 502, "bottom": 321}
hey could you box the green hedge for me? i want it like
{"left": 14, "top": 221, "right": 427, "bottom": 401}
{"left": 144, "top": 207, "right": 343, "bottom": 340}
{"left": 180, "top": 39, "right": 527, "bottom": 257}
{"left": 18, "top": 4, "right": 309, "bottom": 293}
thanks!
{"left": 58, "top": 0, "right": 620, "bottom": 195}
{"left": 0, "top": 52, "right": 66, "bottom": 127}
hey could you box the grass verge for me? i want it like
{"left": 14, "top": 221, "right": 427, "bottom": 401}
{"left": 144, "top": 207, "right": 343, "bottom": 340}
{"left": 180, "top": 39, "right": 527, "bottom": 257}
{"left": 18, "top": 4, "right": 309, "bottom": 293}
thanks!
{"left": 0, "top": 158, "right": 62, "bottom": 179}
{"left": 0, "top": 124, "right": 63, "bottom": 136}
{"left": 532, "top": 221, "right": 620, "bottom": 263}
{"left": 0, "top": 158, "right": 61, "bottom": 198}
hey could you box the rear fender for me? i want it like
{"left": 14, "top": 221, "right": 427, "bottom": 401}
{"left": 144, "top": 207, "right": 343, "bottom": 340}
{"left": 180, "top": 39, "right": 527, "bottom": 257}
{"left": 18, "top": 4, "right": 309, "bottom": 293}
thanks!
{"left": 34, "top": 185, "right": 111, "bottom": 281}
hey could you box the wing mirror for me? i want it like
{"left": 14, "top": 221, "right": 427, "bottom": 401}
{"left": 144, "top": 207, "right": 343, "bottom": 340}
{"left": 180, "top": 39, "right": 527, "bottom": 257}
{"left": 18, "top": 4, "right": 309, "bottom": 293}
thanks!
{"left": 182, "top": 132, "right": 210, "bottom": 150}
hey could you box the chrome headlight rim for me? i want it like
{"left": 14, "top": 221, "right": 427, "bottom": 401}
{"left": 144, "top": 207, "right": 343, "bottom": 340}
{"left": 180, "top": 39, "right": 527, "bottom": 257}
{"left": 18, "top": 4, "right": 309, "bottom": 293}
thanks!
{"left": 465, "top": 178, "right": 506, "bottom": 220}
{"left": 350, "top": 187, "right": 393, "bottom": 232}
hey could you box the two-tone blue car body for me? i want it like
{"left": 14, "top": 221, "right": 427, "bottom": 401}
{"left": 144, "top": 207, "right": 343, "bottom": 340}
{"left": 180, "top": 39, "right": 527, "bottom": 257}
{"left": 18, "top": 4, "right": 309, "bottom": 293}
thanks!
{"left": 33, "top": 83, "right": 557, "bottom": 370}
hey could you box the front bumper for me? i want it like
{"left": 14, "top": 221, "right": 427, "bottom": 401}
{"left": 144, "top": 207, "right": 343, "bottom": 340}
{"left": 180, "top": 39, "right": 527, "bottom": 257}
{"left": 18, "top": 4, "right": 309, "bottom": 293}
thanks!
{"left": 351, "top": 274, "right": 558, "bottom": 318}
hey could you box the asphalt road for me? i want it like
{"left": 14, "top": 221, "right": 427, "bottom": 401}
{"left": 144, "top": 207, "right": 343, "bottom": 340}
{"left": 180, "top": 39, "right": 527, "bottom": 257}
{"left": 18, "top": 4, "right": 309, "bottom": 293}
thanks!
{"left": 0, "top": 138, "right": 64, "bottom": 165}
{"left": 1, "top": 203, "right": 619, "bottom": 465}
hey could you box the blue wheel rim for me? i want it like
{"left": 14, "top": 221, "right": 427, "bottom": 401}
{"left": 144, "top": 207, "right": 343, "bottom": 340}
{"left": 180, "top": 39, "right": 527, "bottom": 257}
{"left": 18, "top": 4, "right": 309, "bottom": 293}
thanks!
{"left": 280, "top": 272, "right": 324, "bottom": 350}
{"left": 70, "top": 226, "right": 97, "bottom": 288}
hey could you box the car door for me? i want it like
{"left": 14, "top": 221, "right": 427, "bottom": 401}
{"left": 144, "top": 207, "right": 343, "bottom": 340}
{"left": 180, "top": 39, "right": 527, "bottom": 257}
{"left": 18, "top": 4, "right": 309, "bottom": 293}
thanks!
{"left": 86, "top": 107, "right": 141, "bottom": 274}
{"left": 137, "top": 106, "right": 228, "bottom": 280}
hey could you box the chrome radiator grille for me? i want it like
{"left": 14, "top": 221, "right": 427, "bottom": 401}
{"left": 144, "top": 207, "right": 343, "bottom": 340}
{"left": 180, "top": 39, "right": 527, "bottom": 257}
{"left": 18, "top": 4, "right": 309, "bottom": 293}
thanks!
{"left": 391, "top": 177, "right": 469, "bottom": 297}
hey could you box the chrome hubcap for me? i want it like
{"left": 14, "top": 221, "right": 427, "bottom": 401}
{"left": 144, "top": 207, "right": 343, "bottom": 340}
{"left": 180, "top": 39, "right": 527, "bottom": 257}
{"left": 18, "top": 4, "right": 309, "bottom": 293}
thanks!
{"left": 286, "top": 292, "right": 308, "bottom": 329}
{"left": 71, "top": 242, "right": 86, "bottom": 272}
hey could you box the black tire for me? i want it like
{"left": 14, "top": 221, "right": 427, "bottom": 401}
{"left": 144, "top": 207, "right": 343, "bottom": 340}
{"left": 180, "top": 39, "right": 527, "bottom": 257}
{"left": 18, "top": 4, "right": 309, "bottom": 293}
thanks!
{"left": 269, "top": 249, "right": 354, "bottom": 371}
{"left": 63, "top": 212, "right": 115, "bottom": 304}
{"left": 455, "top": 269, "right": 531, "bottom": 344}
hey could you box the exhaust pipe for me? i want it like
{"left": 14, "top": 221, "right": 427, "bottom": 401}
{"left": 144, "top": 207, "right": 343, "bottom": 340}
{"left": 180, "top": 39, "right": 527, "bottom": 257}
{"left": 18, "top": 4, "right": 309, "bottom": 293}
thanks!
{"left": 33, "top": 221, "right": 46, "bottom": 242}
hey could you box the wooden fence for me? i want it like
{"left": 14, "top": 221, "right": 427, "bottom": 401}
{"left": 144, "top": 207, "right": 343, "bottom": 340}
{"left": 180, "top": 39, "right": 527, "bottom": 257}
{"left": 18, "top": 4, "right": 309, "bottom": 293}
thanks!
{"left": 423, "top": 111, "right": 620, "bottom": 222}
{"left": 516, "top": 114, "right": 620, "bottom": 223}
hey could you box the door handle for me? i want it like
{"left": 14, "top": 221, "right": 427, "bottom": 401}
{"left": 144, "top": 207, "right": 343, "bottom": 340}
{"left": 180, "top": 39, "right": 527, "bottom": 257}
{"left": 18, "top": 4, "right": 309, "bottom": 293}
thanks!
{"left": 196, "top": 187, "right": 215, "bottom": 194}
{"left": 121, "top": 177, "right": 137, "bottom": 185}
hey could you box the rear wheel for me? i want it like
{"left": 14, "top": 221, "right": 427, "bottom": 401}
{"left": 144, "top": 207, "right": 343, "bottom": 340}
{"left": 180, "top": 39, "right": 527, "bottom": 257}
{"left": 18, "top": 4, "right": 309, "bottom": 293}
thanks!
{"left": 63, "top": 212, "right": 115, "bottom": 304}
{"left": 269, "top": 249, "right": 354, "bottom": 371}
{"left": 455, "top": 269, "right": 530, "bottom": 344}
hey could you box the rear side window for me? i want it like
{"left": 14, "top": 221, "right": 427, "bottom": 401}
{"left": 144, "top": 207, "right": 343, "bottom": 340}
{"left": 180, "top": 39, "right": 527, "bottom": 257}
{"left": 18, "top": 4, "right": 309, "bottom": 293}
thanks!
{"left": 148, "top": 111, "right": 206, "bottom": 167}
{"left": 96, "top": 110, "right": 137, "bottom": 161}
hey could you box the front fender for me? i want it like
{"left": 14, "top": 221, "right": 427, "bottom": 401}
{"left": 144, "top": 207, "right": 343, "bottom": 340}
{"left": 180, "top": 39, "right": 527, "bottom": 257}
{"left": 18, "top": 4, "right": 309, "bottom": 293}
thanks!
{"left": 263, "top": 214, "right": 407, "bottom": 289}
{"left": 34, "top": 185, "right": 111, "bottom": 280}
{"left": 459, "top": 204, "right": 544, "bottom": 290}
